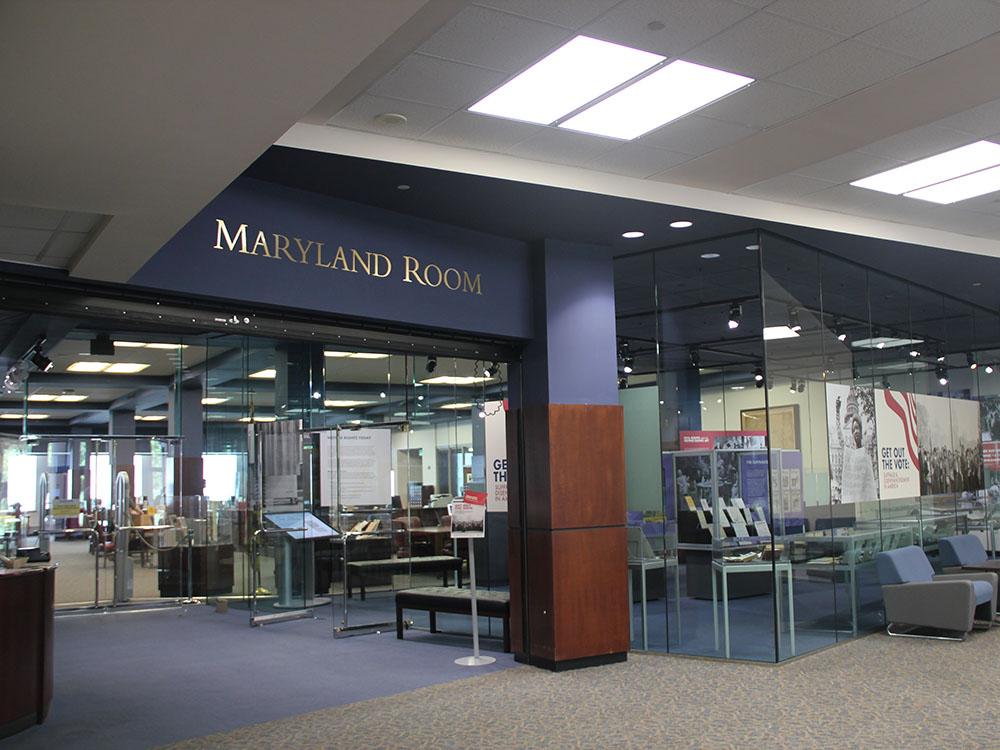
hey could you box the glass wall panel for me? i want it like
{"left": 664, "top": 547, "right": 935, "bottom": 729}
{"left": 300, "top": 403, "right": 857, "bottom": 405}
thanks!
{"left": 615, "top": 228, "right": 1000, "bottom": 661}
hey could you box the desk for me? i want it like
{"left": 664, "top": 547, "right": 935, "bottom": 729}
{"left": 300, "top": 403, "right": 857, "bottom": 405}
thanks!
{"left": 627, "top": 556, "right": 681, "bottom": 650}
{"left": 0, "top": 564, "right": 56, "bottom": 739}
{"left": 712, "top": 559, "right": 794, "bottom": 659}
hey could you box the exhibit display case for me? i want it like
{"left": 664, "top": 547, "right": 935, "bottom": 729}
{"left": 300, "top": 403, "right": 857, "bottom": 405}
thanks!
{"left": 617, "top": 228, "right": 1000, "bottom": 661}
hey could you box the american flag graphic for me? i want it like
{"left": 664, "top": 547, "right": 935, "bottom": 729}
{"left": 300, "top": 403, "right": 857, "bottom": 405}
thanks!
{"left": 882, "top": 389, "right": 920, "bottom": 471}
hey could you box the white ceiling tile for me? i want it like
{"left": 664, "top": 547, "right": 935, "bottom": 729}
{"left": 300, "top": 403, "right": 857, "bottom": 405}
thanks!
{"left": 638, "top": 115, "right": 758, "bottom": 155}
{"left": 731, "top": 0, "right": 774, "bottom": 7}
{"left": 856, "top": 0, "right": 1000, "bottom": 61}
{"left": 421, "top": 111, "right": 543, "bottom": 152}
{"left": 61, "top": 211, "right": 103, "bottom": 233}
{"left": 0, "top": 203, "right": 66, "bottom": 230}
{"left": 327, "top": 94, "right": 454, "bottom": 137}
{"left": 40, "top": 231, "right": 90, "bottom": 261}
{"left": 925, "top": 207, "right": 1000, "bottom": 238}
{"left": 955, "top": 194, "right": 1000, "bottom": 216}
{"left": 770, "top": 40, "right": 919, "bottom": 98}
{"left": 580, "top": 0, "right": 756, "bottom": 58}
{"left": 417, "top": 6, "right": 572, "bottom": 73}
{"left": 584, "top": 144, "right": 693, "bottom": 178}
{"left": 370, "top": 54, "right": 509, "bottom": 109}
{"left": 765, "top": 0, "right": 924, "bottom": 36}
{"left": 793, "top": 150, "right": 903, "bottom": 185}
{"left": 857, "top": 125, "right": 978, "bottom": 162}
{"left": 736, "top": 173, "right": 837, "bottom": 200}
{"left": 0, "top": 226, "right": 51, "bottom": 253}
{"left": 696, "top": 81, "right": 832, "bottom": 130}
{"left": 933, "top": 99, "right": 1000, "bottom": 139}
{"left": 471, "top": 0, "right": 622, "bottom": 29}
{"left": 683, "top": 12, "right": 844, "bottom": 78}
{"left": 505, "top": 128, "right": 619, "bottom": 166}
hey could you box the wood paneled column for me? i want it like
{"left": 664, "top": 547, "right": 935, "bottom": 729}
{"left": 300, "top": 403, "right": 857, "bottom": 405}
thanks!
{"left": 508, "top": 239, "right": 628, "bottom": 671}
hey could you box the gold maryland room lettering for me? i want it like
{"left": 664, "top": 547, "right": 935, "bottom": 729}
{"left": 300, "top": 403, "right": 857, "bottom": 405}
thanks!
{"left": 212, "top": 218, "right": 482, "bottom": 295}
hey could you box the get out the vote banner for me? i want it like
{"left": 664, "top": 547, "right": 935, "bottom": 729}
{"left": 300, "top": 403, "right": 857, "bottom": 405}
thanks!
{"left": 874, "top": 389, "right": 921, "bottom": 499}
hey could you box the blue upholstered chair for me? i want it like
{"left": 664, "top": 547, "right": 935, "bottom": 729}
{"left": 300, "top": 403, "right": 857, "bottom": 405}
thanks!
{"left": 876, "top": 545, "right": 997, "bottom": 640}
{"left": 940, "top": 535, "right": 1000, "bottom": 575}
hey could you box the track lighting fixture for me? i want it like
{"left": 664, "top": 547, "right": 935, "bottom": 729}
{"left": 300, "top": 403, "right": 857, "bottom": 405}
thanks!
{"left": 483, "top": 360, "right": 500, "bottom": 379}
{"left": 936, "top": 364, "right": 948, "bottom": 386}
{"left": 622, "top": 355, "right": 634, "bottom": 375}
{"left": 789, "top": 379, "right": 797, "bottom": 394}
{"left": 909, "top": 348, "right": 919, "bottom": 358}
{"left": 425, "top": 355, "right": 437, "bottom": 374}
{"left": 881, "top": 377, "right": 890, "bottom": 389}
{"left": 986, "top": 364, "right": 995, "bottom": 375}
{"left": 833, "top": 318, "right": 847, "bottom": 343}
{"left": 30, "top": 349, "right": 53, "bottom": 373}
{"left": 689, "top": 348, "right": 700, "bottom": 369}
{"left": 753, "top": 366, "right": 764, "bottom": 388}
{"left": 727, "top": 302, "right": 742, "bottom": 330}
{"left": 788, "top": 306, "right": 801, "bottom": 333}
{"left": 967, "top": 352, "right": 977, "bottom": 370}
{"left": 797, "top": 379, "right": 806, "bottom": 393}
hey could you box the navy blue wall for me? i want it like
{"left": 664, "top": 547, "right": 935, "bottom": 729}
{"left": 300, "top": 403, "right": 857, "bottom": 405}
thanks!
{"left": 131, "top": 178, "right": 532, "bottom": 339}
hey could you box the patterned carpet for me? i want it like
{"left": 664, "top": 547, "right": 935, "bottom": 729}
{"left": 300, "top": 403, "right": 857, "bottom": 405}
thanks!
{"left": 163, "top": 627, "right": 1000, "bottom": 750}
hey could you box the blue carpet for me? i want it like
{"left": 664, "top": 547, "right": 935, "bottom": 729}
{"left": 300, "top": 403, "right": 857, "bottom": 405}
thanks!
{"left": 4, "top": 603, "right": 514, "bottom": 750}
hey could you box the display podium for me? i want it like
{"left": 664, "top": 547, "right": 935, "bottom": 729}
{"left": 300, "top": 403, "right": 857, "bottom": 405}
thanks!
{"left": 264, "top": 513, "right": 338, "bottom": 609}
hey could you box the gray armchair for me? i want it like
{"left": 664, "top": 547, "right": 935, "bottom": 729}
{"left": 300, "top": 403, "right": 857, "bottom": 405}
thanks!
{"left": 876, "top": 545, "right": 997, "bottom": 640}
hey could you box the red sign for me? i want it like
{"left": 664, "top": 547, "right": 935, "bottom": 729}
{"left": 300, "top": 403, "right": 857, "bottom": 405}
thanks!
{"left": 463, "top": 489, "right": 487, "bottom": 506}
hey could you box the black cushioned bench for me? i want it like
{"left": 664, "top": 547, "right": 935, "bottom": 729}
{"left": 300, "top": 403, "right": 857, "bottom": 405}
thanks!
{"left": 346, "top": 556, "right": 462, "bottom": 600}
{"left": 395, "top": 586, "right": 510, "bottom": 652}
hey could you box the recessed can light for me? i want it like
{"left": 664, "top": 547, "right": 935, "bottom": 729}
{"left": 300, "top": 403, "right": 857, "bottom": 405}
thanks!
{"left": 745, "top": 244, "right": 759, "bottom": 250}
{"left": 973, "top": 281, "right": 983, "bottom": 287}
{"left": 700, "top": 252, "right": 720, "bottom": 259}
{"left": 374, "top": 112, "right": 408, "bottom": 127}
{"left": 622, "top": 231, "right": 645, "bottom": 239}
{"left": 397, "top": 184, "right": 411, "bottom": 191}
{"left": 670, "top": 220, "right": 693, "bottom": 228}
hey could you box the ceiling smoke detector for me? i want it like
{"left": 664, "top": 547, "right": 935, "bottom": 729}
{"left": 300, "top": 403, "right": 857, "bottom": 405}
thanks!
{"left": 374, "top": 112, "right": 408, "bottom": 127}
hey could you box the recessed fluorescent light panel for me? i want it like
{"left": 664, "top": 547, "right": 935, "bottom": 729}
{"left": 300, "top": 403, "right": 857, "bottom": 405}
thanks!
{"left": 421, "top": 375, "right": 492, "bottom": 386}
{"left": 324, "top": 400, "right": 373, "bottom": 408}
{"left": 105, "top": 363, "right": 150, "bottom": 374}
{"left": 559, "top": 60, "right": 753, "bottom": 140}
{"left": 469, "top": 36, "right": 664, "bottom": 125}
{"left": 851, "top": 141, "right": 1000, "bottom": 197}
{"left": 438, "top": 402, "right": 475, "bottom": 410}
{"left": 201, "top": 397, "right": 230, "bottom": 406}
{"left": 762, "top": 326, "right": 801, "bottom": 341}
{"left": 905, "top": 163, "right": 1000, "bottom": 204}
{"left": 249, "top": 368, "right": 277, "bottom": 379}
{"left": 851, "top": 337, "right": 923, "bottom": 350}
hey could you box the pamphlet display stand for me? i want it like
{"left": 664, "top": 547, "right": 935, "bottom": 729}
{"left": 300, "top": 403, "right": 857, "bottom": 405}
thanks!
{"left": 455, "top": 538, "right": 495, "bottom": 667}
{"left": 451, "top": 499, "right": 494, "bottom": 667}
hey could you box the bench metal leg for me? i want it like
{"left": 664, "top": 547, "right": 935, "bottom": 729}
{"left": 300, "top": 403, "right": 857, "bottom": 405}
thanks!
{"left": 429, "top": 610, "right": 437, "bottom": 633}
{"left": 503, "top": 617, "right": 510, "bottom": 653}
{"left": 396, "top": 605, "right": 404, "bottom": 640}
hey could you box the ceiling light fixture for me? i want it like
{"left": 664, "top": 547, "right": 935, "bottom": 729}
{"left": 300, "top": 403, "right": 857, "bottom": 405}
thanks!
{"left": 745, "top": 243, "right": 759, "bottom": 250}
{"left": 249, "top": 368, "right": 276, "bottom": 379}
{"left": 906, "top": 163, "right": 1000, "bottom": 204}
{"left": 763, "top": 326, "right": 800, "bottom": 341}
{"left": 469, "top": 35, "right": 664, "bottom": 125}
{"left": 324, "top": 400, "right": 372, "bottom": 408}
{"left": 701, "top": 252, "right": 720, "bottom": 259}
{"left": 671, "top": 220, "right": 694, "bottom": 229}
{"left": 425, "top": 356, "right": 437, "bottom": 374}
{"left": 688, "top": 348, "right": 700, "bottom": 369}
{"left": 727, "top": 302, "right": 742, "bottom": 330}
{"left": 30, "top": 346, "right": 53, "bottom": 373}
{"left": 968, "top": 352, "right": 978, "bottom": 370}
{"left": 67, "top": 361, "right": 111, "bottom": 373}
{"left": 559, "top": 60, "right": 753, "bottom": 140}
{"left": 421, "top": 375, "right": 491, "bottom": 386}
{"left": 986, "top": 364, "right": 995, "bottom": 375}
{"left": 851, "top": 140, "right": 1000, "bottom": 196}
{"left": 833, "top": 318, "right": 847, "bottom": 343}
{"left": 936, "top": 364, "right": 949, "bottom": 386}
{"left": 105, "top": 363, "right": 149, "bottom": 374}
{"left": 753, "top": 366, "right": 764, "bottom": 383}
{"left": 483, "top": 361, "right": 500, "bottom": 378}
{"left": 621, "top": 230, "right": 645, "bottom": 239}
{"left": 788, "top": 306, "right": 802, "bottom": 333}
{"left": 438, "top": 402, "right": 475, "bottom": 410}
{"left": 201, "top": 397, "right": 230, "bottom": 405}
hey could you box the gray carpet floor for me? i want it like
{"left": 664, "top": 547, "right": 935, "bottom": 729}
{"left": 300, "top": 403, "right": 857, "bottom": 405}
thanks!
{"left": 164, "top": 626, "right": 1000, "bottom": 750}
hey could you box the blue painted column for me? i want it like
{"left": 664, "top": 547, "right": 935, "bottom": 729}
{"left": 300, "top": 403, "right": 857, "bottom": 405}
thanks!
{"left": 508, "top": 239, "right": 629, "bottom": 671}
